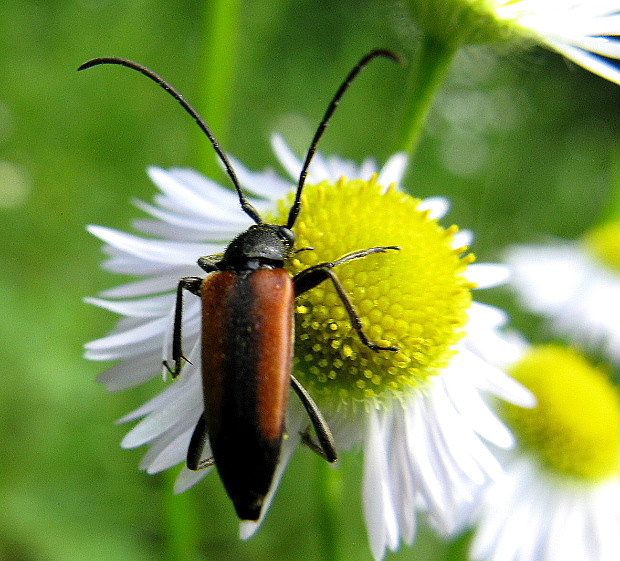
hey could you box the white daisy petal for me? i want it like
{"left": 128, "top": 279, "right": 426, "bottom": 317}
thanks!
{"left": 133, "top": 198, "right": 243, "bottom": 241}
{"left": 417, "top": 196, "right": 451, "bottom": 219}
{"left": 85, "top": 317, "right": 170, "bottom": 361}
{"left": 567, "top": 34, "right": 620, "bottom": 59}
{"left": 442, "top": 359, "right": 516, "bottom": 449}
{"left": 363, "top": 407, "right": 399, "bottom": 560}
{"left": 506, "top": 241, "right": 620, "bottom": 363}
{"left": 359, "top": 156, "right": 380, "bottom": 179}
{"left": 85, "top": 293, "right": 175, "bottom": 318}
{"left": 388, "top": 415, "right": 418, "bottom": 545}
{"left": 304, "top": 151, "right": 333, "bottom": 183}
{"left": 495, "top": 0, "right": 620, "bottom": 84}
{"left": 271, "top": 134, "right": 303, "bottom": 179}
{"left": 174, "top": 464, "right": 214, "bottom": 494}
{"left": 141, "top": 422, "right": 196, "bottom": 474}
{"left": 120, "top": 372, "right": 202, "bottom": 448}
{"left": 452, "top": 228, "right": 473, "bottom": 249}
{"left": 97, "top": 350, "right": 162, "bottom": 391}
{"left": 472, "top": 454, "right": 620, "bottom": 561}
{"left": 99, "top": 272, "right": 190, "bottom": 298}
{"left": 377, "top": 153, "right": 409, "bottom": 187}
{"left": 544, "top": 40, "right": 620, "bottom": 84}
{"left": 147, "top": 166, "right": 245, "bottom": 220}
{"left": 88, "top": 225, "right": 213, "bottom": 266}
{"left": 227, "top": 154, "right": 294, "bottom": 201}
{"left": 466, "top": 263, "right": 511, "bottom": 289}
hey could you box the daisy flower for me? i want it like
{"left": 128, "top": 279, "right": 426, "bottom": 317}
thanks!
{"left": 85, "top": 136, "right": 534, "bottom": 560}
{"left": 470, "top": 344, "right": 620, "bottom": 561}
{"left": 404, "top": 0, "right": 620, "bottom": 84}
{"left": 505, "top": 220, "right": 620, "bottom": 364}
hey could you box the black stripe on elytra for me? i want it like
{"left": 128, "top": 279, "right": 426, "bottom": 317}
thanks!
{"left": 222, "top": 271, "right": 262, "bottom": 427}
{"left": 211, "top": 271, "right": 280, "bottom": 515}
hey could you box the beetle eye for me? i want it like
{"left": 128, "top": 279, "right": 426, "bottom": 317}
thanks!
{"left": 277, "top": 227, "right": 295, "bottom": 246}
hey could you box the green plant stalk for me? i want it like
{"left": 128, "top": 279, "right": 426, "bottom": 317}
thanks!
{"left": 605, "top": 144, "right": 619, "bottom": 222}
{"left": 315, "top": 456, "right": 344, "bottom": 561}
{"left": 200, "top": 0, "right": 243, "bottom": 178}
{"left": 162, "top": 469, "right": 204, "bottom": 560}
{"left": 399, "top": 34, "right": 460, "bottom": 159}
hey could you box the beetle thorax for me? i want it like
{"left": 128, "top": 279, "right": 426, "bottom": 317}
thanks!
{"left": 220, "top": 224, "right": 295, "bottom": 270}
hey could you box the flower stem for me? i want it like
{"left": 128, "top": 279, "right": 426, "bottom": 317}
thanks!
{"left": 315, "top": 456, "right": 344, "bottom": 561}
{"left": 398, "top": 34, "right": 460, "bottom": 159}
{"left": 605, "top": 147, "right": 620, "bottom": 222}
{"left": 162, "top": 470, "right": 203, "bottom": 560}
{"left": 199, "top": 0, "right": 242, "bottom": 177}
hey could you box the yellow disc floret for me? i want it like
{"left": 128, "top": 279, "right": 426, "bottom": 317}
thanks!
{"left": 273, "top": 176, "right": 475, "bottom": 410}
{"left": 503, "top": 345, "right": 620, "bottom": 482}
{"left": 583, "top": 220, "right": 620, "bottom": 272}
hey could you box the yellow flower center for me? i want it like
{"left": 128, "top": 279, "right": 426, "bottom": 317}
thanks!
{"left": 583, "top": 220, "right": 620, "bottom": 272}
{"left": 273, "top": 176, "right": 475, "bottom": 411}
{"left": 503, "top": 345, "right": 620, "bottom": 482}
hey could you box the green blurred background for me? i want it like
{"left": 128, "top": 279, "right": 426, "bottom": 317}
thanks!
{"left": 1, "top": 1, "right": 617, "bottom": 560}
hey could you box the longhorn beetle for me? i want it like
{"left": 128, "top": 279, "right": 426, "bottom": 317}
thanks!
{"left": 80, "top": 50, "right": 401, "bottom": 521}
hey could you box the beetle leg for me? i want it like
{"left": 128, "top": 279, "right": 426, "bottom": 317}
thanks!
{"left": 187, "top": 412, "right": 216, "bottom": 470}
{"left": 293, "top": 246, "right": 400, "bottom": 352}
{"left": 290, "top": 374, "right": 337, "bottom": 462}
{"left": 163, "top": 276, "right": 204, "bottom": 378}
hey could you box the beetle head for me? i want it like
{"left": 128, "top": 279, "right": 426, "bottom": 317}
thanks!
{"left": 220, "top": 224, "right": 295, "bottom": 270}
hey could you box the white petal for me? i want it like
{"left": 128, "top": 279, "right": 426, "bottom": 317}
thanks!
{"left": 133, "top": 198, "right": 243, "bottom": 241}
{"left": 466, "top": 263, "right": 511, "bottom": 289}
{"left": 271, "top": 134, "right": 303, "bottom": 180}
{"left": 97, "top": 350, "right": 162, "bottom": 391}
{"left": 378, "top": 153, "right": 409, "bottom": 187}
{"left": 506, "top": 242, "right": 620, "bottom": 363}
{"left": 174, "top": 465, "right": 213, "bottom": 494}
{"left": 471, "top": 451, "right": 620, "bottom": 561}
{"left": 88, "top": 225, "right": 211, "bottom": 266}
{"left": 148, "top": 166, "right": 245, "bottom": 220}
{"left": 453, "top": 228, "right": 474, "bottom": 249}
{"left": 98, "top": 272, "right": 188, "bottom": 298}
{"left": 85, "top": 316, "right": 170, "bottom": 361}
{"left": 141, "top": 421, "right": 196, "bottom": 474}
{"left": 227, "top": 154, "right": 294, "bottom": 201}
{"left": 85, "top": 293, "right": 174, "bottom": 318}
{"left": 363, "top": 407, "right": 399, "bottom": 560}
{"left": 418, "top": 196, "right": 450, "bottom": 219}
{"left": 544, "top": 39, "right": 620, "bottom": 85}
{"left": 359, "top": 156, "right": 380, "bottom": 179}
{"left": 120, "top": 372, "right": 202, "bottom": 448}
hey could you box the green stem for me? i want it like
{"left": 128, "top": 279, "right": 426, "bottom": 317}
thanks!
{"left": 315, "top": 456, "right": 344, "bottom": 561}
{"left": 200, "top": 0, "right": 243, "bottom": 177}
{"left": 398, "top": 34, "right": 460, "bottom": 159}
{"left": 604, "top": 144, "right": 619, "bottom": 222}
{"left": 162, "top": 469, "right": 203, "bottom": 560}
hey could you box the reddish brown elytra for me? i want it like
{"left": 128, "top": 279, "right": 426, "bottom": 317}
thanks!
{"left": 79, "top": 50, "right": 400, "bottom": 521}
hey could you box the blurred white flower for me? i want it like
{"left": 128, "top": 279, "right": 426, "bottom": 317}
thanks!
{"left": 470, "top": 344, "right": 620, "bottom": 561}
{"left": 506, "top": 221, "right": 620, "bottom": 364}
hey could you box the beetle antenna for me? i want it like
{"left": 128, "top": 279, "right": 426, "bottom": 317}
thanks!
{"left": 78, "top": 57, "right": 263, "bottom": 225}
{"left": 286, "top": 49, "right": 401, "bottom": 230}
